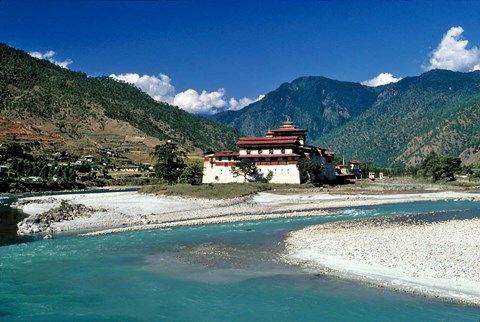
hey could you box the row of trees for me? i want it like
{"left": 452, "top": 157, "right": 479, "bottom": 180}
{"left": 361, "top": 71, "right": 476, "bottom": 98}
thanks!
{"left": 342, "top": 152, "right": 474, "bottom": 183}
{"left": 0, "top": 144, "right": 82, "bottom": 192}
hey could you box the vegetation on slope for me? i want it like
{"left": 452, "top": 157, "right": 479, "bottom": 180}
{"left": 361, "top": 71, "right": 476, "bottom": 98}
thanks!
{"left": 318, "top": 70, "right": 480, "bottom": 167}
{"left": 0, "top": 43, "right": 239, "bottom": 153}
{"left": 214, "top": 69, "right": 480, "bottom": 167}
{"left": 212, "top": 76, "right": 378, "bottom": 143}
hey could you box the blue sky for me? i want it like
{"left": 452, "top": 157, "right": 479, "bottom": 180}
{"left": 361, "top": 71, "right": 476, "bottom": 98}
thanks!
{"left": 1, "top": 0, "right": 480, "bottom": 114}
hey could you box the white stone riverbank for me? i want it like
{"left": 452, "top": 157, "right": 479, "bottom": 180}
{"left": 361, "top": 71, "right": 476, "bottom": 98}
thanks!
{"left": 284, "top": 216, "right": 480, "bottom": 305}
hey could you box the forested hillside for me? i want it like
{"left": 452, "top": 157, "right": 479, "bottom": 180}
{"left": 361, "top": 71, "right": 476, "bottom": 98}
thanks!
{"left": 212, "top": 76, "right": 378, "bottom": 141}
{"left": 318, "top": 70, "right": 480, "bottom": 167}
{"left": 0, "top": 43, "right": 239, "bottom": 160}
{"left": 214, "top": 70, "right": 480, "bottom": 167}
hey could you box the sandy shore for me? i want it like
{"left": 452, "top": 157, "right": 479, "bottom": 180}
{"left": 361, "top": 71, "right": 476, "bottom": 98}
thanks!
{"left": 284, "top": 216, "right": 480, "bottom": 305}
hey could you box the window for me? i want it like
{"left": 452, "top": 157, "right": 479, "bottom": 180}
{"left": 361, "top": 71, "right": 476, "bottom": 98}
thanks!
{"left": 269, "top": 149, "right": 274, "bottom": 154}
{"left": 246, "top": 148, "right": 251, "bottom": 155}
{"left": 281, "top": 148, "right": 285, "bottom": 154}
{"left": 258, "top": 149, "right": 262, "bottom": 155}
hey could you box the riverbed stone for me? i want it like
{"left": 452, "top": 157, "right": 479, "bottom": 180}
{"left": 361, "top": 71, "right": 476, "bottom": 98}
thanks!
{"left": 16, "top": 201, "right": 95, "bottom": 235}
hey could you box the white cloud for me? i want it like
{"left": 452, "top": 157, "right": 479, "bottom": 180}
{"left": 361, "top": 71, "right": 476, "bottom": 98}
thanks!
{"left": 110, "top": 73, "right": 176, "bottom": 103}
{"left": 425, "top": 26, "right": 480, "bottom": 72}
{"left": 228, "top": 95, "right": 265, "bottom": 111}
{"left": 28, "top": 50, "right": 73, "bottom": 69}
{"left": 173, "top": 88, "right": 227, "bottom": 114}
{"left": 110, "top": 72, "right": 263, "bottom": 114}
{"left": 361, "top": 73, "right": 402, "bottom": 87}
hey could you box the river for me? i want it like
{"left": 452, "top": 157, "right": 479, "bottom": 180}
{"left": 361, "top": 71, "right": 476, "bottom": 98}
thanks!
{"left": 0, "top": 195, "right": 479, "bottom": 321}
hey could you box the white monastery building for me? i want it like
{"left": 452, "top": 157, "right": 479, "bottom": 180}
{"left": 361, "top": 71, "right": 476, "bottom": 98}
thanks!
{"left": 202, "top": 119, "right": 336, "bottom": 184}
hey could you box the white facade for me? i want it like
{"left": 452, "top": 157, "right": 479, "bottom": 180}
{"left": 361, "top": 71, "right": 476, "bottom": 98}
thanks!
{"left": 202, "top": 119, "right": 336, "bottom": 184}
{"left": 203, "top": 154, "right": 244, "bottom": 183}
{"left": 202, "top": 157, "right": 301, "bottom": 184}
{"left": 257, "top": 164, "right": 301, "bottom": 184}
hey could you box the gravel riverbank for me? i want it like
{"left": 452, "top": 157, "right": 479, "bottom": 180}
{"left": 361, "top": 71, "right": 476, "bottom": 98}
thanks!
{"left": 12, "top": 190, "right": 480, "bottom": 236}
{"left": 284, "top": 216, "right": 480, "bottom": 305}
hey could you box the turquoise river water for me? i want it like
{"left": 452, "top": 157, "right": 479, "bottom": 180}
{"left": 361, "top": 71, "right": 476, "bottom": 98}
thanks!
{"left": 0, "top": 195, "right": 479, "bottom": 321}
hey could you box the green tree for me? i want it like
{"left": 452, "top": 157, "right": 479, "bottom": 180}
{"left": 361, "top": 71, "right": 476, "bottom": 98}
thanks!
{"left": 263, "top": 170, "right": 274, "bottom": 183}
{"left": 297, "top": 158, "right": 323, "bottom": 183}
{"left": 179, "top": 160, "right": 203, "bottom": 185}
{"left": 150, "top": 141, "right": 187, "bottom": 185}
{"left": 230, "top": 159, "right": 258, "bottom": 183}
{"left": 417, "top": 152, "right": 461, "bottom": 182}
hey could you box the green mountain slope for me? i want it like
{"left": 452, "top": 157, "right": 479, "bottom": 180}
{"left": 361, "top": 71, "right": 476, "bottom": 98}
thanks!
{"left": 318, "top": 70, "right": 480, "bottom": 167}
{"left": 213, "top": 70, "right": 480, "bottom": 167}
{"left": 212, "top": 76, "right": 378, "bottom": 142}
{"left": 0, "top": 43, "right": 239, "bottom": 159}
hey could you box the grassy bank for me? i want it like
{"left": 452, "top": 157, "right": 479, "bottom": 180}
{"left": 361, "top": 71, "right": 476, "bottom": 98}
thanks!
{"left": 139, "top": 183, "right": 325, "bottom": 199}
{"left": 139, "top": 183, "right": 274, "bottom": 199}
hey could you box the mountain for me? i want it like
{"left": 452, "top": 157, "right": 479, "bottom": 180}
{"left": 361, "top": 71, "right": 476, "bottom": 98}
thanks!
{"left": 213, "top": 71, "right": 480, "bottom": 167}
{"left": 318, "top": 70, "right": 480, "bottom": 167}
{"left": 212, "top": 76, "right": 378, "bottom": 140}
{"left": 0, "top": 43, "right": 239, "bottom": 161}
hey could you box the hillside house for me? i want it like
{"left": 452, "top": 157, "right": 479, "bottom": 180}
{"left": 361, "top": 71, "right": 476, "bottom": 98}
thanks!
{"left": 349, "top": 160, "right": 362, "bottom": 172}
{"left": 203, "top": 119, "right": 336, "bottom": 184}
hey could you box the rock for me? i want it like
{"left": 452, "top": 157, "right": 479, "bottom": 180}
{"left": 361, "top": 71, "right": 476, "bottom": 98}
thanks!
{"left": 17, "top": 200, "right": 96, "bottom": 236}
{"left": 43, "top": 234, "right": 54, "bottom": 240}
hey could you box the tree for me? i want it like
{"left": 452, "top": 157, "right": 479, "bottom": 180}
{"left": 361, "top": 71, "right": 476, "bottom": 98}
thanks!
{"left": 150, "top": 141, "right": 187, "bottom": 185}
{"left": 417, "top": 152, "right": 461, "bottom": 182}
{"left": 179, "top": 160, "right": 203, "bottom": 185}
{"left": 297, "top": 158, "right": 323, "bottom": 183}
{"left": 230, "top": 159, "right": 258, "bottom": 183}
{"left": 264, "top": 170, "right": 274, "bottom": 183}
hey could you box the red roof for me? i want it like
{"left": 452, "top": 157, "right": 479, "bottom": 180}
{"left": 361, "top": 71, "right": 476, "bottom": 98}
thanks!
{"left": 238, "top": 136, "right": 299, "bottom": 141}
{"left": 213, "top": 151, "right": 239, "bottom": 157}
{"left": 350, "top": 160, "right": 362, "bottom": 164}
{"left": 270, "top": 127, "right": 307, "bottom": 133}
{"left": 238, "top": 153, "right": 301, "bottom": 158}
{"left": 237, "top": 136, "right": 299, "bottom": 146}
{"left": 325, "top": 151, "right": 336, "bottom": 157}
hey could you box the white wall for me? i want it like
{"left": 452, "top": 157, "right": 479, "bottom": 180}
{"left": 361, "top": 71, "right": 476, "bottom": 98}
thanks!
{"left": 257, "top": 164, "right": 300, "bottom": 184}
{"left": 202, "top": 161, "right": 244, "bottom": 183}
{"left": 203, "top": 161, "right": 301, "bottom": 184}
